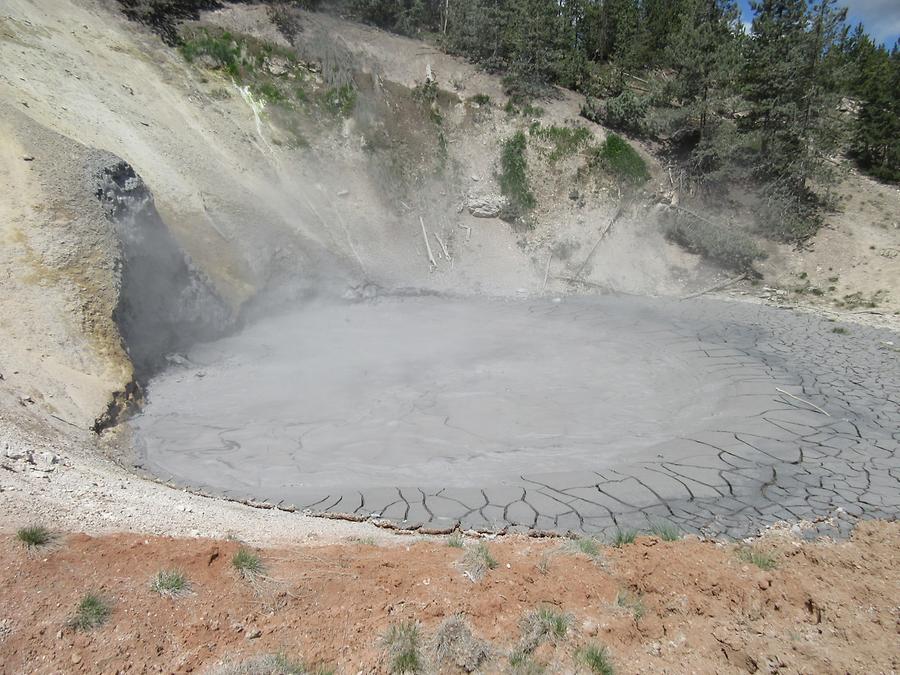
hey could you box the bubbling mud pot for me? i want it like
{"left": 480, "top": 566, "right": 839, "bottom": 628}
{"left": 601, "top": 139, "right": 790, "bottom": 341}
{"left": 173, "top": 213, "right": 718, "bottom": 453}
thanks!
{"left": 131, "top": 295, "right": 900, "bottom": 538}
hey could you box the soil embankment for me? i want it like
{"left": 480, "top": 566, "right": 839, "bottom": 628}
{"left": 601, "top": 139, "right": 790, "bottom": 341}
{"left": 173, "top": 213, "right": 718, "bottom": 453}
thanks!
{"left": 1, "top": 522, "right": 898, "bottom": 673}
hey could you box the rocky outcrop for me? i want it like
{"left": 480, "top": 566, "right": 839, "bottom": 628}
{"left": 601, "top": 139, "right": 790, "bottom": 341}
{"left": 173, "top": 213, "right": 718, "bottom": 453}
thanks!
{"left": 466, "top": 193, "right": 508, "bottom": 218}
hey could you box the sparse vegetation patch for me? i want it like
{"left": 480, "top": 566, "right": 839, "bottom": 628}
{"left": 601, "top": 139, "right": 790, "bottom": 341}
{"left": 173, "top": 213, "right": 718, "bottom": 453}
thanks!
{"left": 212, "top": 653, "right": 334, "bottom": 675}
{"left": 499, "top": 131, "right": 536, "bottom": 217}
{"left": 736, "top": 547, "right": 777, "bottom": 571}
{"left": 69, "top": 593, "right": 112, "bottom": 631}
{"left": 615, "top": 589, "right": 645, "bottom": 621}
{"left": 151, "top": 569, "right": 190, "bottom": 598}
{"left": 578, "top": 643, "right": 615, "bottom": 674}
{"left": 529, "top": 123, "right": 592, "bottom": 162}
{"left": 382, "top": 620, "right": 423, "bottom": 674}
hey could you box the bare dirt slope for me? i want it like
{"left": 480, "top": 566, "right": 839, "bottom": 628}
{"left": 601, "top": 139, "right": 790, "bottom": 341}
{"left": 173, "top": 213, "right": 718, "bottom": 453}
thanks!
{"left": 757, "top": 169, "right": 900, "bottom": 318}
{"left": 1, "top": 522, "right": 898, "bottom": 674}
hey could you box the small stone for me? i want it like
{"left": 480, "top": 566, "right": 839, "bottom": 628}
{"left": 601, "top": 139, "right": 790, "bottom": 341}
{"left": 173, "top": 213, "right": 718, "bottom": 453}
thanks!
{"left": 582, "top": 619, "right": 599, "bottom": 637}
{"left": 231, "top": 623, "right": 244, "bottom": 633}
{"left": 246, "top": 627, "right": 262, "bottom": 640}
{"left": 758, "top": 575, "right": 772, "bottom": 590}
{"left": 71, "top": 654, "right": 82, "bottom": 665}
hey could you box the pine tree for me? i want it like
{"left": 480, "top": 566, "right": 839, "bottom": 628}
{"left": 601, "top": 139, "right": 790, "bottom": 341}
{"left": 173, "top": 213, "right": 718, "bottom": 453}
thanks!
{"left": 851, "top": 37, "right": 900, "bottom": 181}
{"left": 743, "top": 0, "right": 847, "bottom": 237}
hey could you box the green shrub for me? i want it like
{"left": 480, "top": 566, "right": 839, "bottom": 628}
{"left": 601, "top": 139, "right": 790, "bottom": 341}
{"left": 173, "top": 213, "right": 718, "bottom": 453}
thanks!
{"left": 590, "top": 134, "right": 649, "bottom": 185}
{"left": 179, "top": 28, "right": 242, "bottom": 79}
{"left": 16, "top": 525, "right": 53, "bottom": 548}
{"left": 664, "top": 212, "right": 765, "bottom": 273}
{"left": 581, "top": 92, "right": 649, "bottom": 136}
{"left": 499, "top": 131, "right": 536, "bottom": 215}
{"left": 69, "top": 593, "right": 112, "bottom": 631}
{"left": 470, "top": 93, "right": 491, "bottom": 105}
{"left": 447, "top": 532, "right": 464, "bottom": 548}
{"left": 578, "top": 644, "right": 615, "bottom": 674}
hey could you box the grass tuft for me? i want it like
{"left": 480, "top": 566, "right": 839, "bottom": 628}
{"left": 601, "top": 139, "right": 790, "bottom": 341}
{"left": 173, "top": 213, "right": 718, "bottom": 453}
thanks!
{"left": 232, "top": 547, "right": 264, "bottom": 580}
{"left": 16, "top": 525, "right": 53, "bottom": 549}
{"left": 69, "top": 593, "right": 112, "bottom": 631}
{"left": 382, "top": 620, "right": 423, "bottom": 673}
{"left": 567, "top": 536, "right": 602, "bottom": 560}
{"left": 578, "top": 644, "right": 615, "bottom": 674}
{"left": 611, "top": 528, "right": 637, "bottom": 547}
{"left": 446, "top": 532, "right": 465, "bottom": 548}
{"left": 508, "top": 648, "right": 545, "bottom": 674}
{"left": 649, "top": 521, "right": 681, "bottom": 542}
{"left": 736, "top": 546, "right": 777, "bottom": 571}
{"left": 151, "top": 569, "right": 190, "bottom": 598}
{"left": 462, "top": 541, "right": 498, "bottom": 581}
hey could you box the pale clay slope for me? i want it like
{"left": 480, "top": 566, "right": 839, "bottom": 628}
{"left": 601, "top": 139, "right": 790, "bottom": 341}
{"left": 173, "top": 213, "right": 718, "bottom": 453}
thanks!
{"left": 0, "top": 0, "right": 897, "bottom": 543}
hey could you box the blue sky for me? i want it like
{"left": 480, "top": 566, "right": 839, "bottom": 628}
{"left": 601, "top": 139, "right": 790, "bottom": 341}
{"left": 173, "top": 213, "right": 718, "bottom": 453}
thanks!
{"left": 737, "top": 0, "right": 900, "bottom": 46}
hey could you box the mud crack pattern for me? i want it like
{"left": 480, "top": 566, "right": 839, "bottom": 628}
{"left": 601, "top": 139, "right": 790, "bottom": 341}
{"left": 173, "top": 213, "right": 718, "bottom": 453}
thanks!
{"left": 133, "top": 297, "right": 900, "bottom": 539}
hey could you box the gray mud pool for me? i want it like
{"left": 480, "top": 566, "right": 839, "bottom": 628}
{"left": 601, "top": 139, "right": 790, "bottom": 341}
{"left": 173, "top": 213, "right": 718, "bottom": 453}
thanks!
{"left": 131, "top": 295, "right": 900, "bottom": 537}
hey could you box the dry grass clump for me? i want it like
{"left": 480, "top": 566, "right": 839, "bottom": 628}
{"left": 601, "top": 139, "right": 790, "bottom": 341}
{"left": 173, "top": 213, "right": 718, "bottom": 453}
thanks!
{"left": 518, "top": 606, "right": 572, "bottom": 653}
{"left": 431, "top": 614, "right": 490, "bottom": 672}
{"left": 211, "top": 653, "right": 334, "bottom": 675}
{"left": 382, "top": 620, "right": 423, "bottom": 673}
{"left": 462, "top": 541, "right": 498, "bottom": 581}
{"left": 577, "top": 643, "right": 615, "bottom": 674}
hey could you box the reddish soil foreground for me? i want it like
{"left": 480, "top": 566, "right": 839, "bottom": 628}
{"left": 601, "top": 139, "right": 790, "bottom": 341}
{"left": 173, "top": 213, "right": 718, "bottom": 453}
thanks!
{"left": 1, "top": 522, "right": 898, "bottom": 674}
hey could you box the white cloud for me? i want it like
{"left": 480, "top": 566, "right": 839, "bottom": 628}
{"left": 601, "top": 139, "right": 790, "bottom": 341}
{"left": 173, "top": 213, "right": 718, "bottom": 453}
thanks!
{"left": 841, "top": 0, "right": 900, "bottom": 44}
